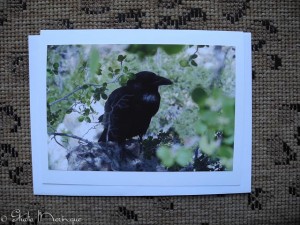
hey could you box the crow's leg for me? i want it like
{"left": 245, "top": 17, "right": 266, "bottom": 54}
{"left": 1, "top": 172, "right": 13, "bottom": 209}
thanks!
{"left": 138, "top": 135, "right": 143, "bottom": 143}
{"left": 138, "top": 135, "right": 143, "bottom": 152}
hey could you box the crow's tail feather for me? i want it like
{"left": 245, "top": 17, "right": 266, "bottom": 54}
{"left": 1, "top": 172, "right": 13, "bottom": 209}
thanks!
{"left": 98, "top": 128, "right": 107, "bottom": 142}
{"left": 98, "top": 114, "right": 104, "bottom": 123}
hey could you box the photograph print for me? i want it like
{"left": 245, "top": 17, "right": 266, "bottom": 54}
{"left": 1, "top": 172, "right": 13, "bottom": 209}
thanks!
{"left": 47, "top": 43, "right": 236, "bottom": 172}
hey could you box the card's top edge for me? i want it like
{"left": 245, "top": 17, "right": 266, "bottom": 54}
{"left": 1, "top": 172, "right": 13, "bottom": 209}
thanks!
{"left": 38, "top": 29, "right": 251, "bottom": 35}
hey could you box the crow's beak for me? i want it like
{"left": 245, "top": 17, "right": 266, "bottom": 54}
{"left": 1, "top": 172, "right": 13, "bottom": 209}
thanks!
{"left": 155, "top": 76, "right": 173, "bottom": 86}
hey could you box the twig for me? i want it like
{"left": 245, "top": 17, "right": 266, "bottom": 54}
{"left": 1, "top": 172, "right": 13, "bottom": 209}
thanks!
{"left": 108, "top": 73, "right": 122, "bottom": 84}
{"left": 107, "top": 59, "right": 125, "bottom": 84}
{"left": 82, "top": 124, "right": 100, "bottom": 139}
{"left": 48, "top": 132, "right": 93, "bottom": 145}
{"left": 52, "top": 135, "right": 68, "bottom": 150}
{"left": 189, "top": 45, "right": 199, "bottom": 61}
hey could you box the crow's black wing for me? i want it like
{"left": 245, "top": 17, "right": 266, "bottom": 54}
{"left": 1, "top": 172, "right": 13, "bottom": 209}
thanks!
{"left": 98, "top": 88, "right": 130, "bottom": 124}
{"left": 104, "top": 86, "right": 135, "bottom": 113}
{"left": 99, "top": 86, "right": 136, "bottom": 142}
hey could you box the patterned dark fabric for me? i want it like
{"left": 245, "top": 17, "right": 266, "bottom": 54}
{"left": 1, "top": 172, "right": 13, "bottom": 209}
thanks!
{"left": 0, "top": 0, "right": 299, "bottom": 224}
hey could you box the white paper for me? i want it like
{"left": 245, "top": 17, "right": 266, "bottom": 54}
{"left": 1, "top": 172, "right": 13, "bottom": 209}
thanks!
{"left": 29, "top": 29, "right": 252, "bottom": 196}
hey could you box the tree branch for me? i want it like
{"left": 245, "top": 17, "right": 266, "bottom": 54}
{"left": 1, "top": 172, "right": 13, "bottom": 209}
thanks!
{"left": 49, "top": 83, "right": 102, "bottom": 106}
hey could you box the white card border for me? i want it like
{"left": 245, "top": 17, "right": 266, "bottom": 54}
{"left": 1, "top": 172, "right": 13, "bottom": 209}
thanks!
{"left": 29, "top": 29, "right": 252, "bottom": 196}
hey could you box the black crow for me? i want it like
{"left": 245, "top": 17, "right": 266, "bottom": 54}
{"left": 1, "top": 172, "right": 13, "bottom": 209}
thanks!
{"left": 98, "top": 71, "right": 172, "bottom": 143}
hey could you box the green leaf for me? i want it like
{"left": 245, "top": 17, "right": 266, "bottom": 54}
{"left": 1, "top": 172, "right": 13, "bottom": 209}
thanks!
{"left": 223, "top": 136, "right": 234, "bottom": 145}
{"left": 222, "top": 97, "right": 235, "bottom": 116}
{"left": 80, "top": 98, "right": 86, "bottom": 104}
{"left": 78, "top": 116, "right": 85, "bottom": 122}
{"left": 219, "top": 158, "right": 233, "bottom": 170}
{"left": 199, "top": 136, "right": 218, "bottom": 156}
{"left": 47, "top": 69, "right": 54, "bottom": 75}
{"left": 224, "top": 124, "right": 234, "bottom": 136}
{"left": 191, "top": 86, "right": 208, "bottom": 105}
{"left": 101, "top": 93, "right": 108, "bottom": 100}
{"left": 217, "top": 115, "right": 230, "bottom": 126}
{"left": 96, "top": 67, "right": 102, "bottom": 75}
{"left": 191, "top": 60, "right": 198, "bottom": 67}
{"left": 175, "top": 148, "right": 193, "bottom": 167}
{"left": 179, "top": 59, "right": 189, "bottom": 67}
{"left": 195, "top": 121, "right": 207, "bottom": 135}
{"left": 117, "top": 55, "right": 126, "bottom": 62}
{"left": 83, "top": 108, "right": 90, "bottom": 116}
{"left": 199, "top": 111, "right": 219, "bottom": 127}
{"left": 127, "top": 72, "right": 136, "bottom": 80}
{"left": 53, "top": 62, "right": 59, "bottom": 69}
{"left": 93, "top": 92, "right": 101, "bottom": 101}
{"left": 115, "top": 69, "right": 120, "bottom": 74}
{"left": 108, "top": 67, "right": 113, "bottom": 72}
{"left": 53, "top": 68, "right": 58, "bottom": 75}
{"left": 190, "top": 54, "right": 198, "bottom": 59}
{"left": 211, "top": 88, "right": 223, "bottom": 99}
{"left": 160, "top": 45, "right": 185, "bottom": 55}
{"left": 84, "top": 117, "right": 91, "bottom": 123}
{"left": 156, "top": 146, "right": 175, "bottom": 168}
{"left": 82, "top": 61, "right": 87, "bottom": 68}
{"left": 119, "top": 76, "right": 128, "bottom": 86}
{"left": 94, "top": 87, "right": 102, "bottom": 94}
{"left": 216, "top": 146, "right": 233, "bottom": 159}
{"left": 126, "top": 44, "right": 158, "bottom": 58}
{"left": 205, "top": 96, "right": 222, "bottom": 111}
{"left": 89, "top": 106, "right": 95, "bottom": 113}
{"left": 88, "top": 48, "right": 100, "bottom": 75}
{"left": 82, "top": 84, "right": 89, "bottom": 89}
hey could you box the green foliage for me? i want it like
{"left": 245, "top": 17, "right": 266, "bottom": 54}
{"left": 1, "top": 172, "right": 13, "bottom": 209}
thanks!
{"left": 88, "top": 47, "right": 101, "bottom": 75}
{"left": 156, "top": 146, "right": 175, "bottom": 167}
{"left": 126, "top": 44, "right": 185, "bottom": 59}
{"left": 156, "top": 86, "right": 234, "bottom": 170}
{"left": 46, "top": 45, "right": 137, "bottom": 130}
{"left": 192, "top": 87, "right": 235, "bottom": 170}
{"left": 156, "top": 145, "right": 195, "bottom": 169}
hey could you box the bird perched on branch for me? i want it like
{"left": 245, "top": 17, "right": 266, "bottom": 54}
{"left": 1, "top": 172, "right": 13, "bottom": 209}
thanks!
{"left": 98, "top": 71, "right": 172, "bottom": 143}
